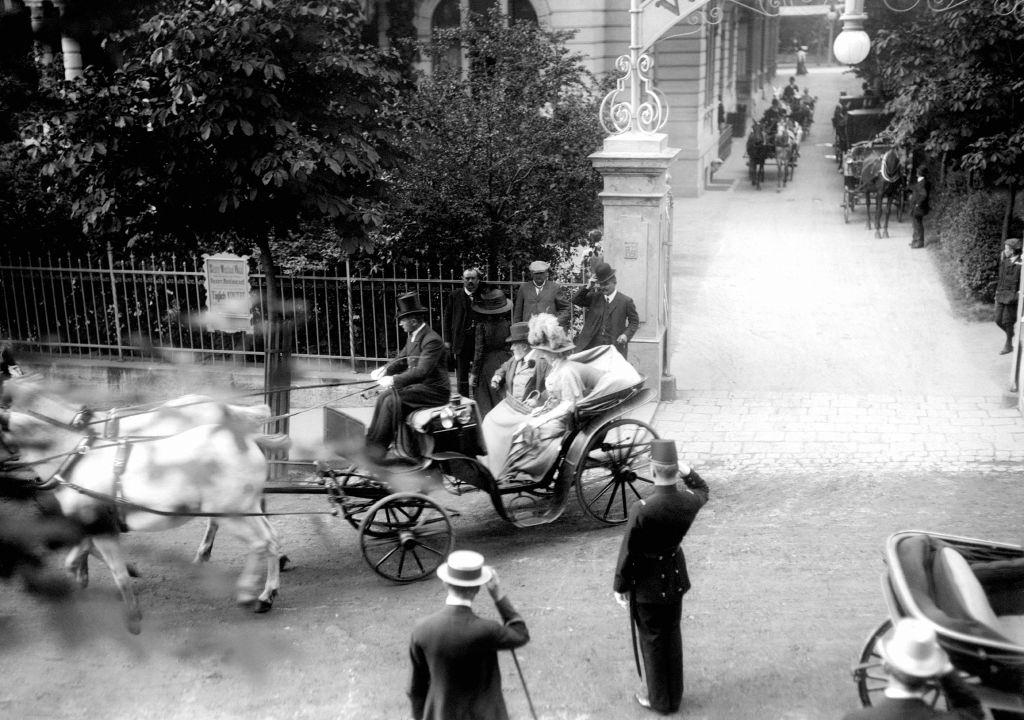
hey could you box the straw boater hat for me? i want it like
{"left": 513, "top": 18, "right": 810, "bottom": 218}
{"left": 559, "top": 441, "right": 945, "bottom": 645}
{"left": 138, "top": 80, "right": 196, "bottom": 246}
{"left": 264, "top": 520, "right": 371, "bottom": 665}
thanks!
{"left": 506, "top": 321, "right": 530, "bottom": 344}
{"left": 471, "top": 287, "right": 513, "bottom": 315}
{"left": 396, "top": 291, "right": 429, "bottom": 320}
{"left": 528, "top": 260, "right": 551, "bottom": 273}
{"left": 436, "top": 550, "right": 492, "bottom": 587}
{"left": 880, "top": 618, "right": 949, "bottom": 678}
{"left": 527, "top": 313, "right": 574, "bottom": 354}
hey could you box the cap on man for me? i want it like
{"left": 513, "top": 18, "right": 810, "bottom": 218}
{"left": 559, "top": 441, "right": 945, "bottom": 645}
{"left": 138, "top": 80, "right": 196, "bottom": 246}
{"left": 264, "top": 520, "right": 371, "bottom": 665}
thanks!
{"left": 513, "top": 258, "right": 569, "bottom": 327}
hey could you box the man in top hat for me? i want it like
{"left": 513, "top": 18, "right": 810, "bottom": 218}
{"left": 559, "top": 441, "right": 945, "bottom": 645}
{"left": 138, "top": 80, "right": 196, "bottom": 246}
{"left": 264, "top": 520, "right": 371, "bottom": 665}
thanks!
{"left": 513, "top": 260, "right": 570, "bottom": 328}
{"left": 995, "top": 238, "right": 1023, "bottom": 355}
{"left": 446, "top": 266, "right": 484, "bottom": 397}
{"left": 841, "top": 618, "right": 982, "bottom": 720}
{"left": 572, "top": 260, "right": 640, "bottom": 359}
{"left": 408, "top": 550, "right": 529, "bottom": 720}
{"left": 366, "top": 292, "right": 451, "bottom": 463}
{"left": 613, "top": 439, "right": 709, "bottom": 714}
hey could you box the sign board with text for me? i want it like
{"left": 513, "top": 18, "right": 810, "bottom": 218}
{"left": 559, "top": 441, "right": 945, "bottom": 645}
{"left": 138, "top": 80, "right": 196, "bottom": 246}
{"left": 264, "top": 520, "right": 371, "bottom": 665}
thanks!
{"left": 639, "top": 0, "right": 712, "bottom": 51}
{"left": 202, "top": 253, "right": 252, "bottom": 333}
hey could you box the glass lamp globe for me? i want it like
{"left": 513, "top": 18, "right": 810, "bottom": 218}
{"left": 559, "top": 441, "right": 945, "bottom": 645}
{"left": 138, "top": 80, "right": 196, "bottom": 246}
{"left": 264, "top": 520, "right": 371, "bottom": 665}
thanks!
{"left": 833, "top": 29, "right": 870, "bottom": 65}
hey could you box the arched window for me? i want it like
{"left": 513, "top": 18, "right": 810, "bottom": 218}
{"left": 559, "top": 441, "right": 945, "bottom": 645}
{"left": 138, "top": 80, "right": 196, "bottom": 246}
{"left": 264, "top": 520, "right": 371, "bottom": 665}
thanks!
{"left": 431, "top": 0, "right": 538, "bottom": 73}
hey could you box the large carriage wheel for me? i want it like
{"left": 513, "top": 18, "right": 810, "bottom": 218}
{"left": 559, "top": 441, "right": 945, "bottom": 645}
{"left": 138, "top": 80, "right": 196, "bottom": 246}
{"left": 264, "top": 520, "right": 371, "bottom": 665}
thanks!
{"left": 853, "top": 619, "right": 950, "bottom": 709}
{"left": 574, "top": 419, "right": 658, "bottom": 524}
{"left": 358, "top": 493, "right": 453, "bottom": 583}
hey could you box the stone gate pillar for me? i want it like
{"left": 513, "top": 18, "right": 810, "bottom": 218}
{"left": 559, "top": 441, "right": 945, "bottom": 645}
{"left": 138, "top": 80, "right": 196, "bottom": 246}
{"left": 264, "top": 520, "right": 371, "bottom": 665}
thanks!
{"left": 590, "top": 132, "right": 680, "bottom": 400}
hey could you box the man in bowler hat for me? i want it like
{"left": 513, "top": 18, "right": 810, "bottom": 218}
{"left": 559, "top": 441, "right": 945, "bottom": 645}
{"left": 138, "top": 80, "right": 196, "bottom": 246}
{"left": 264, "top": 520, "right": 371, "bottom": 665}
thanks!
{"left": 408, "top": 550, "right": 529, "bottom": 720}
{"left": 445, "top": 267, "right": 483, "bottom": 396}
{"left": 840, "top": 618, "right": 981, "bottom": 720}
{"left": 513, "top": 260, "right": 570, "bottom": 327}
{"left": 572, "top": 261, "right": 640, "bottom": 359}
{"left": 366, "top": 292, "right": 451, "bottom": 463}
{"left": 614, "top": 439, "right": 709, "bottom": 714}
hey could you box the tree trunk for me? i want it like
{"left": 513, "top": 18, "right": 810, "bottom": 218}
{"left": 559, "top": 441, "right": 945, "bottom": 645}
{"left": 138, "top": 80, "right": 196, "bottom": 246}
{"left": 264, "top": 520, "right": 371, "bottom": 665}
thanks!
{"left": 257, "top": 235, "right": 292, "bottom": 449}
{"left": 1003, "top": 183, "right": 1017, "bottom": 240}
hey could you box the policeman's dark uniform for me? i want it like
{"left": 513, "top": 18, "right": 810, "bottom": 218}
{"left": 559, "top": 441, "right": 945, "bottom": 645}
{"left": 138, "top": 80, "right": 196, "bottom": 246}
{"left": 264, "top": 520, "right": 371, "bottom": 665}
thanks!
{"left": 613, "top": 464, "right": 709, "bottom": 714}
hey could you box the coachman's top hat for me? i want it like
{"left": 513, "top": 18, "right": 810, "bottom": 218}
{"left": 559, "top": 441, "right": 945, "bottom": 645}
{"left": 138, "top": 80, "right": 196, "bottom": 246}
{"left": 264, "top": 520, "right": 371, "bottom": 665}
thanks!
{"left": 506, "top": 321, "right": 530, "bottom": 344}
{"left": 396, "top": 292, "right": 429, "bottom": 320}
{"left": 436, "top": 550, "right": 492, "bottom": 587}
{"left": 592, "top": 261, "right": 616, "bottom": 283}
{"left": 471, "top": 288, "right": 513, "bottom": 315}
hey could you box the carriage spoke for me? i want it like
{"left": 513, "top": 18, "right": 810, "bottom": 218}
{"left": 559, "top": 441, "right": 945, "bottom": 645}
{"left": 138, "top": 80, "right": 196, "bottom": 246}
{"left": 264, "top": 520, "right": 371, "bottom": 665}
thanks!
{"left": 408, "top": 540, "right": 445, "bottom": 557}
{"left": 372, "top": 544, "right": 401, "bottom": 570}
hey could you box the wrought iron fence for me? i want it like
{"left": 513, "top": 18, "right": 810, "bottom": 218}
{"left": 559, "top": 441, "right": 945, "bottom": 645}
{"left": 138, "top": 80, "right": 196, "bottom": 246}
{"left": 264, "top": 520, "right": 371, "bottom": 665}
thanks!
{"left": 0, "top": 250, "right": 586, "bottom": 370}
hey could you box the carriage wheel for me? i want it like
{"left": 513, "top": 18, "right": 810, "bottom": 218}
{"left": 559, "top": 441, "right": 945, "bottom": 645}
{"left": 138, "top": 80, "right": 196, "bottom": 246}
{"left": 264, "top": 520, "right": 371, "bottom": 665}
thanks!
{"left": 331, "top": 472, "right": 407, "bottom": 538}
{"left": 574, "top": 419, "right": 658, "bottom": 524}
{"left": 358, "top": 493, "right": 453, "bottom": 583}
{"left": 853, "top": 619, "right": 951, "bottom": 709}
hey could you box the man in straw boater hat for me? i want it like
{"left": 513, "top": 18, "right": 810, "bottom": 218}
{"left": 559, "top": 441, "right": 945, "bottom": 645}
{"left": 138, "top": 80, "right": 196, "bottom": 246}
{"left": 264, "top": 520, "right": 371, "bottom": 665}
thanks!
{"left": 613, "top": 439, "right": 709, "bottom": 714}
{"left": 572, "top": 259, "right": 640, "bottom": 360}
{"left": 366, "top": 292, "right": 451, "bottom": 464}
{"left": 841, "top": 618, "right": 982, "bottom": 720}
{"left": 512, "top": 259, "right": 570, "bottom": 328}
{"left": 407, "top": 550, "right": 530, "bottom": 720}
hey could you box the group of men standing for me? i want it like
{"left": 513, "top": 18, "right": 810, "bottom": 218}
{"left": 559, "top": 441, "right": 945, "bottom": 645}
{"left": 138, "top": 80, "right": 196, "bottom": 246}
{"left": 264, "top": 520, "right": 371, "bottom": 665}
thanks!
{"left": 445, "top": 258, "right": 640, "bottom": 400}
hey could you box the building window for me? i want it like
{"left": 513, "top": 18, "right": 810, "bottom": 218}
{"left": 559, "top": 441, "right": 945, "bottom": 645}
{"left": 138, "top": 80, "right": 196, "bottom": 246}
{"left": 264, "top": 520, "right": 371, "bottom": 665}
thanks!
{"left": 432, "top": 0, "right": 537, "bottom": 72}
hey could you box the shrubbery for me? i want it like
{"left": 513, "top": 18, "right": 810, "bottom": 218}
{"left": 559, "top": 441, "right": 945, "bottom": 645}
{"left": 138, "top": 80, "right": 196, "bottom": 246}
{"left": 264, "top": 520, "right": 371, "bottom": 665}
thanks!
{"left": 934, "top": 177, "right": 1020, "bottom": 303}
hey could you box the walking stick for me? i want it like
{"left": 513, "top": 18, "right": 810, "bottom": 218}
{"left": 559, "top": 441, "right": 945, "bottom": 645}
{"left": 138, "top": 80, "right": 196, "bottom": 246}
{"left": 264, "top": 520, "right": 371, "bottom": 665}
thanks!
{"left": 510, "top": 649, "right": 538, "bottom": 720}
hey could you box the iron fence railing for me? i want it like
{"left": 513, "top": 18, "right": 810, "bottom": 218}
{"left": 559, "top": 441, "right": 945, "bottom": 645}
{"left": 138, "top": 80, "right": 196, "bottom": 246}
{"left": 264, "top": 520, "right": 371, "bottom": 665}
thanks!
{"left": 0, "top": 250, "right": 586, "bottom": 370}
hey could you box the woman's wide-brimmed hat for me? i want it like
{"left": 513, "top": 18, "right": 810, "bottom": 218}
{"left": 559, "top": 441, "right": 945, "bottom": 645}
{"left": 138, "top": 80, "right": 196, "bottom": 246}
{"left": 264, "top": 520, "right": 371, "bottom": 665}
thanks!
{"left": 396, "top": 292, "right": 429, "bottom": 320}
{"left": 880, "top": 618, "right": 949, "bottom": 678}
{"left": 436, "top": 550, "right": 492, "bottom": 587}
{"left": 472, "top": 287, "right": 512, "bottom": 315}
{"left": 528, "top": 313, "right": 574, "bottom": 354}
{"left": 506, "top": 322, "right": 530, "bottom": 344}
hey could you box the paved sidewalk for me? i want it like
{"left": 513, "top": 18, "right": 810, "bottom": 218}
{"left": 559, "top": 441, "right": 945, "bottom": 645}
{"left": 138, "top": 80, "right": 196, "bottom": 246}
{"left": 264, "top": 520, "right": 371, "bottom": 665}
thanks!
{"left": 655, "top": 66, "right": 1024, "bottom": 474}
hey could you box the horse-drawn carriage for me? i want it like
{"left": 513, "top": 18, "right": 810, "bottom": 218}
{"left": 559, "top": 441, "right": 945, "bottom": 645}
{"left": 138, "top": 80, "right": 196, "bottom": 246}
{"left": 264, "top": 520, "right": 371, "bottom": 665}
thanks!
{"left": 746, "top": 117, "right": 800, "bottom": 191}
{"left": 5, "top": 348, "right": 660, "bottom": 630}
{"left": 853, "top": 531, "right": 1024, "bottom": 716}
{"left": 841, "top": 137, "right": 910, "bottom": 235}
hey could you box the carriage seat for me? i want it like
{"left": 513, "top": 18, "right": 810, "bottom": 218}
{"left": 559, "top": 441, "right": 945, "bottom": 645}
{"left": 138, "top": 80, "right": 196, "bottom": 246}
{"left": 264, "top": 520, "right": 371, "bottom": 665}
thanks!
{"left": 405, "top": 397, "right": 486, "bottom": 458}
{"left": 569, "top": 346, "right": 643, "bottom": 418}
{"left": 933, "top": 546, "right": 1024, "bottom": 646}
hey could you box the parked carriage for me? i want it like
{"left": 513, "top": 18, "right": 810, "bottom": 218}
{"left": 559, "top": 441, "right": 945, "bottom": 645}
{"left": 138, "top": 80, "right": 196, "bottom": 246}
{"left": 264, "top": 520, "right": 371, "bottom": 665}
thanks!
{"left": 853, "top": 531, "right": 1024, "bottom": 715}
{"left": 841, "top": 136, "right": 909, "bottom": 226}
{"left": 834, "top": 103, "right": 890, "bottom": 170}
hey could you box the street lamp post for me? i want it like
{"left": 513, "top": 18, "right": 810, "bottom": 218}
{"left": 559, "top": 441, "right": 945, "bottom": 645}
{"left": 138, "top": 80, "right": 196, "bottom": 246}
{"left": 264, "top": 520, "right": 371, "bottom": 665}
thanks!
{"left": 832, "top": 0, "right": 870, "bottom": 65}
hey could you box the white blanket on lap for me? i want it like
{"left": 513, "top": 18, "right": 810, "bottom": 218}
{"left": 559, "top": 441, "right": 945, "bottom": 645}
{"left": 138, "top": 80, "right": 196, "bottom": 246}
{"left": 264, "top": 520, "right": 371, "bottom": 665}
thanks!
{"left": 568, "top": 346, "right": 642, "bottom": 403}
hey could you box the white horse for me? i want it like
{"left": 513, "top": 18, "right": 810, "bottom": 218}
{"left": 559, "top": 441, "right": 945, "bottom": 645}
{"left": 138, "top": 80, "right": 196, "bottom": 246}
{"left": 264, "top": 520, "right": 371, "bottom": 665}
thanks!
{"left": 97, "top": 394, "right": 284, "bottom": 569}
{"left": 8, "top": 394, "right": 282, "bottom": 634}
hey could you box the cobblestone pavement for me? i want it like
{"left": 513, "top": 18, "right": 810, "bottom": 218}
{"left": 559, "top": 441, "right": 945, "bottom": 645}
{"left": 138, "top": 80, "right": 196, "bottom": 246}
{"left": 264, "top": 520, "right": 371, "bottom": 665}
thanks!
{"left": 656, "top": 67, "right": 1023, "bottom": 474}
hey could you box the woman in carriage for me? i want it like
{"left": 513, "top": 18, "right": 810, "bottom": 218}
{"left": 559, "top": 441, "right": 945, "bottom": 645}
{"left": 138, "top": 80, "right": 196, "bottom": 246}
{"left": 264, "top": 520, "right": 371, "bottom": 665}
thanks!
{"left": 495, "top": 314, "right": 641, "bottom": 486}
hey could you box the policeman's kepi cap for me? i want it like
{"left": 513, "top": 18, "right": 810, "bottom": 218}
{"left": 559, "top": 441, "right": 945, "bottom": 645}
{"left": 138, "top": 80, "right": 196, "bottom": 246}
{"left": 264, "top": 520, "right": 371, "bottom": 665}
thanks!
{"left": 650, "top": 439, "right": 678, "bottom": 466}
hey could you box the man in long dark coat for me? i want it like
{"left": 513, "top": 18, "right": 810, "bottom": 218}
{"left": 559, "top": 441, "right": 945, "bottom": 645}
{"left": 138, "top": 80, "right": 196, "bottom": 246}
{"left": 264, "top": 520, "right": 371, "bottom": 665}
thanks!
{"left": 613, "top": 439, "right": 709, "bottom": 714}
{"left": 995, "top": 238, "right": 1022, "bottom": 355}
{"left": 445, "top": 267, "right": 483, "bottom": 396}
{"left": 572, "top": 261, "right": 640, "bottom": 359}
{"left": 408, "top": 550, "right": 529, "bottom": 720}
{"left": 365, "top": 292, "right": 451, "bottom": 462}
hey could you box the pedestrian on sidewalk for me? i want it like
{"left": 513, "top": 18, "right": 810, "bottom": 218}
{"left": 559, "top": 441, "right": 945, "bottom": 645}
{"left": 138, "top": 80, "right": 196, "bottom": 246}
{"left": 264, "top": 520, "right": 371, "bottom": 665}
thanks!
{"left": 512, "top": 259, "right": 569, "bottom": 328}
{"left": 908, "top": 166, "right": 931, "bottom": 249}
{"left": 469, "top": 287, "right": 513, "bottom": 416}
{"left": 571, "top": 260, "right": 639, "bottom": 359}
{"left": 994, "top": 238, "right": 1023, "bottom": 355}
{"left": 407, "top": 550, "right": 529, "bottom": 720}
{"left": 613, "top": 439, "right": 709, "bottom": 715}
{"left": 445, "top": 266, "right": 483, "bottom": 396}
{"left": 839, "top": 618, "right": 982, "bottom": 720}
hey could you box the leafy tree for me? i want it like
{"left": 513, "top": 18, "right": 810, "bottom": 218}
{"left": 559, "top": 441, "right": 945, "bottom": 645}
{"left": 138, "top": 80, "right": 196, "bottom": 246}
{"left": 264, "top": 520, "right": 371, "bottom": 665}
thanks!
{"left": 377, "top": 9, "right": 606, "bottom": 276}
{"left": 20, "top": 0, "right": 406, "bottom": 268}
{"left": 867, "top": 3, "right": 1024, "bottom": 236}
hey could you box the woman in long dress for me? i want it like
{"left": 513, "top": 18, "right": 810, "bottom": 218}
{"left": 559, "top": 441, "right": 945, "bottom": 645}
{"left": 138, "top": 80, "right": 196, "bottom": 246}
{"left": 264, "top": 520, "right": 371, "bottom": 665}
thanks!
{"left": 497, "top": 314, "right": 602, "bottom": 486}
{"left": 468, "top": 288, "right": 512, "bottom": 415}
{"left": 478, "top": 321, "right": 547, "bottom": 478}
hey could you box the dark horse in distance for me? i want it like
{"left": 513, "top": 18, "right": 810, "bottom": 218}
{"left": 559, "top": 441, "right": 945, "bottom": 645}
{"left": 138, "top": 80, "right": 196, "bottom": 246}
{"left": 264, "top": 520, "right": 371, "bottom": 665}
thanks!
{"left": 858, "top": 146, "right": 905, "bottom": 238}
{"left": 746, "top": 120, "right": 771, "bottom": 190}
